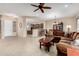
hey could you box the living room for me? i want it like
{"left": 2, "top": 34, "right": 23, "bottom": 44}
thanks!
{"left": 0, "top": 3, "right": 79, "bottom": 56}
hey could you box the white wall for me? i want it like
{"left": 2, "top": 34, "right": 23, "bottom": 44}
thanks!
{"left": 17, "top": 17, "right": 23, "bottom": 37}
{"left": 45, "top": 17, "right": 77, "bottom": 32}
{"left": 17, "top": 16, "right": 27, "bottom": 38}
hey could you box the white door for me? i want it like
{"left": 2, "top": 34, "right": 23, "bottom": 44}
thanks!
{"left": 4, "top": 20, "right": 14, "bottom": 37}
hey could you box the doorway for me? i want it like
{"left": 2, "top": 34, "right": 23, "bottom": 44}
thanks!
{"left": 4, "top": 20, "right": 17, "bottom": 38}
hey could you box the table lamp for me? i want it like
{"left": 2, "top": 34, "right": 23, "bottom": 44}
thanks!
{"left": 66, "top": 25, "right": 71, "bottom": 33}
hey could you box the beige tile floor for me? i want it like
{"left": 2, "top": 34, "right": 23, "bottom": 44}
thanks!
{"left": 0, "top": 36, "right": 57, "bottom": 56}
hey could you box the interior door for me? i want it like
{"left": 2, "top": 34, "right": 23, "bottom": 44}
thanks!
{"left": 4, "top": 20, "right": 14, "bottom": 37}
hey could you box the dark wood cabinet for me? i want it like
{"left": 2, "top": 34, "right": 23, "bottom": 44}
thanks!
{"left": 53, "top": 22, "right": 63, "bottom": 31}
{"left": 53, "top": 22, "right": 64, "bottom": 36}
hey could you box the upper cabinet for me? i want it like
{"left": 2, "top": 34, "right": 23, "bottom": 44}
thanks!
{"left": 31, "top": 23, "right": 43, "bottom": 29}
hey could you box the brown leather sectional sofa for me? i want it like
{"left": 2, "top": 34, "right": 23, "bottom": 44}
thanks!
{"left": 56, "top": 32, "right": 78, "bottom": 56}
{"left": 44, "top": 29, "right": 79, "bottom": 56}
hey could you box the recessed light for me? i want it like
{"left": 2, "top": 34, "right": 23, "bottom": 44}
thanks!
{"left": 64, "top": 5, "right": 69, "bottom": 8}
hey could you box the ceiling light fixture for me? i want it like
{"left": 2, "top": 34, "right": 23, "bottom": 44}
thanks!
{"left": 53, "top": 16, "right": 58, "bottom": 25}
{"left": 64, "top": 5, "right": 69, "bottom": 8}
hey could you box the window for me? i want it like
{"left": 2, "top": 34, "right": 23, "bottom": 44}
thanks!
{"left": 77, "top": 19, "right": 79, "bottom": 32}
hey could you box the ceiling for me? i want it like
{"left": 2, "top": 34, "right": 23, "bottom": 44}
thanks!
{"left": 0, "top": 3, "right": 79, "bottom": 20}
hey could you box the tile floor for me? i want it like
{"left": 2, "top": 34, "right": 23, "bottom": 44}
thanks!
{"left": 0, "top": 36, "right": 57, "bottom": 56}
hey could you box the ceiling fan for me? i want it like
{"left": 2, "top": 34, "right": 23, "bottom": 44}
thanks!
{"left": 31, "top": 3, "right": 52, "bottom": 13}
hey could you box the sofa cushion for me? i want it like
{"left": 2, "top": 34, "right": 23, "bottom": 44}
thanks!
{"left": 59, "top": 40, "right": 71, "bottom": 44}
{"left": 72, "top": 32, "right": 77, "bottom": 40}
{"left": 67, "top": 47, "right": 79, "bottom": 56}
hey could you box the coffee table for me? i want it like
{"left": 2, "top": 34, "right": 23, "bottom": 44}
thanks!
{"left": 39, "top": 37, "right": 53, "bottom": 52}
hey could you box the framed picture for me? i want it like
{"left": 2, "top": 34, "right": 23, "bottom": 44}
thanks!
{"left": 19, "top": 22, "right": 22, "bottom": 28}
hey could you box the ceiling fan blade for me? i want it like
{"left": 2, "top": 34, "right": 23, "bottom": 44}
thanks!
{"left": 31, "top": 4, "right": 38, "bottom": 7}
{"left": 40, "top": 3, "right": 45, "bottom": 6}
{"left": 40, "top": 8, "right": 44, "bottom": 13}
{"left": 43, "top": 7, "right": 51, "bottom": 9}
{"left": 34, "top": 8, "right": 39, "bottom": 12}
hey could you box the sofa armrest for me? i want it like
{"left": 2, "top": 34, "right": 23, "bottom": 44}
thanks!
{"left": 56, "top": 42, "right": 72, "bottom": 56}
